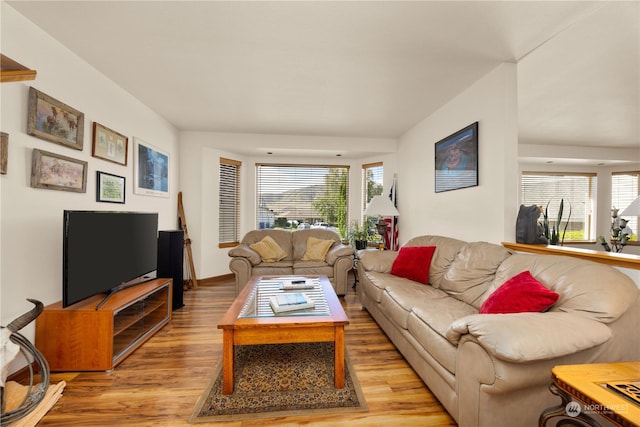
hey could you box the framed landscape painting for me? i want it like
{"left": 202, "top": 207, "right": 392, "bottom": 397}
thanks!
{"left": 133, "top": 137, "right": 169, "bottom": 197}
{"left": 27, "top": 87, "right": 84, "bottom": 150}
{"left": 30, "top": 148, "right": 87, "bottom": 192}
{"left": 434, "top": 122, "right": 478, "bottom": 193}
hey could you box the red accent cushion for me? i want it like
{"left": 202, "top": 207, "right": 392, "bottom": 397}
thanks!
{"left": 390, "top": 246, "right": 436, "bottom": 284}
{"left": 480, "top": 271, "right": 559, "bottom": 314}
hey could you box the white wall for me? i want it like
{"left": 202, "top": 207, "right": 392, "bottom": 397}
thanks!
{"left": 178, "top": 131, "right": 397, "bottom": 278}
{"left": 397, "top": 63, "right": 519, "bottom": 244}
{"left": 1, "top": 4, "right": 180, "bottom": 340}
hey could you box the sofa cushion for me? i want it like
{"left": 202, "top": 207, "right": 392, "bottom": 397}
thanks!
{"left": 390, "top": 246, "right": 436, "bottom": 284}
{"left": 301, "top": 237, "right": 334, "bottom": 261}
{"left": 439, "top": 241, "right": 511, "bottom": 307}
{"left": 292, "top": 262, "right": 333, "bottom": 278}
{"left": 407, "top": 295, "right": 476, "bottom": 374}
{"left": 380, "top": 280, "right": 448, "bottom": 329}
{"left": 250, "top": 236, "right": 288, "bottom": 262}
{"left": 292, "top": 228, "right": 340, "bottom": 260}
{"left": 480, "top": 271, "right": 559, "bottom": 314}
{"left": 488, "top": 254, "right": 639, "bottom": 323}
{"left": 252, "top": 261, "right": 294, "bottom": 277}
{"left": 359, "top": 271, "right": 395, "bottom": 303}
{"left": 404, "top": 235, "right": 467, "bottom": 289}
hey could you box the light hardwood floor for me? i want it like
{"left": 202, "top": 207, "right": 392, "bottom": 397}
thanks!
{"left": 37, "top": 275, "right": 457, "bottom": 426}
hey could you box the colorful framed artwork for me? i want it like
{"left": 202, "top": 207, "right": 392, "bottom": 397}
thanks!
{"left": 30, "top": 148, "right": 87, "bottom": 192}
{"left": 133, "top": 137, "right": 169, "bottom": 197}
{"left": 92, "top": 122, "right": 128, "bottom": 165}
{"left": 97, "top": 171, "right": 126, "bottom": 203}
{"left": 434, "top": 121, "right": 479, "bottom": 193}
{"left": 27, "top": 87, "right": 84, "bottom": 150}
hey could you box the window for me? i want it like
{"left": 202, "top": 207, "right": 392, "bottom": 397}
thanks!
{"left": 219, "top": 157, "right": 241, "bottom": 247}
{"left": 612, "top": 171, "right": 639, "bottom": 242}
{"left": 362, "top": 162, "right": 383, "bottom": 231}
{"left": 362, "top": 162, "right": 383, "bottom": 208}
{"left": 521, "top": 172, "right": 597, "bottom": 241}
{"left": 256, "top": 164, "right": 349, "bottom": 237}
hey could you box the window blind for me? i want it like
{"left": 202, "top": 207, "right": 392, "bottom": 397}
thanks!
{"left": 612, "top": 171, "right": 639, "bottom": 241}
{"left": 256, "top": 164, "right": 349, "bottom": 236}
{"left": 521, "top": 173, "right": 596, "bottom": 241}
{"left": 219, "top": 158, "right": 241, "bottom": 246}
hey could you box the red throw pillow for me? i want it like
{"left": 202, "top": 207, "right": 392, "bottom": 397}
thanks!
{"left": 390, "top": 246, "right": 436, "bottom": 285}
{"left": 480, "top": 271, "right": 559, "bottom": 314}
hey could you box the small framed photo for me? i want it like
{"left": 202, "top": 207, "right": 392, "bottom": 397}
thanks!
{"left": 434, "top": 122, "right": 479, "bottom": 193}
{"left": 27, "top": 87, "right": 84, "bottom": 150}
{"left": 31, "top": 148, "right": 87, "bottom": 192}
{"left": 97, "top": 171, "right": 126, "bottom": 203}
{"left": 133, "top": 137, "right": 169, "bottom": 197}
{"left": 92, "top": 122, "right": 128, "bottom": 165}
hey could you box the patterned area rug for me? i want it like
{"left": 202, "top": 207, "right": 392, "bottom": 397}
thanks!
{"left": 190, "top": 342, "right": 367, "bottom": 422}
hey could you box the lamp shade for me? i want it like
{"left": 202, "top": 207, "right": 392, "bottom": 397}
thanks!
{"left": 364, "top": 195, "right": 399, "bottom": 217}
{"left": 620, "top": 196, "right": 640, "bottom": 216}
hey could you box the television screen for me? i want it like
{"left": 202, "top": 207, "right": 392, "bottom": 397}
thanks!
{"left": 63, "top": 211, "right": 159, "bottom": 308}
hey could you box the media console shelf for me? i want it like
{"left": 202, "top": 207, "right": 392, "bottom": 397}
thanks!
{"left": 35, "top": 279, "right": 172, "bottom": 371}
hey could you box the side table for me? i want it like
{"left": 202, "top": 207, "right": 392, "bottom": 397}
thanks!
{"left": 539, "top": 361, "right": 640, "bottom": 427}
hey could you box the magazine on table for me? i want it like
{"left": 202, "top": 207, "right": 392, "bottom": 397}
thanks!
{"left": 606, "top": 381, "right": 640, "bottom": 405}
{"left": 269, "top": 292, "right": 315, "bottom": 313}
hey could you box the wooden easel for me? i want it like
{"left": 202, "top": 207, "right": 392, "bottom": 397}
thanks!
{"left": 178, "top": 192, "right": 198, "bottom": 288}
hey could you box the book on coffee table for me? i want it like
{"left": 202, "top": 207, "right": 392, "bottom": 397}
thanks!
{"left": 606, "top": 381, "right": 640, "bottom": 405}
{"left": 269, "top": 292, "right": 315, "bottom": 313}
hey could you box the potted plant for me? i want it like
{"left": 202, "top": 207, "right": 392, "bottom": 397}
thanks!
{"left": 543, "top": 198, "right": 571, "bottom": 245}
{"left": 347, "top": 220, "right": 369, "bottom": 250}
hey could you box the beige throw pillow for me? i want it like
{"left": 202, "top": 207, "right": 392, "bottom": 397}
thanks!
{"left": 250, "top": 236, "right": 287, "bottom": 262}
{"left": 302, "top": 237, "right": 334, "bottom": 261}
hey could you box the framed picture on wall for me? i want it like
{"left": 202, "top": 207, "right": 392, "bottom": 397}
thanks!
{"left": 133, "top": 137, "right": 169, "bottom": 197}
{"left": 434, "top": 122, "right": 478, "bottom": 193}
{"left": 30, "top": 148, "right": 87, "bottom": 192}
{"left": 97, "top": 171, "right": 126, "bottom": 203}
{"left": 27, "top": 87, "right": 84, "bottom": 150}
{"left": 92, "top": 122, "right": 128, "bottom": 165}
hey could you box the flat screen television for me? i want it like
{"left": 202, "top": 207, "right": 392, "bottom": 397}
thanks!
{"left": 63, "top": 210, "right": 159, "bottom": 308}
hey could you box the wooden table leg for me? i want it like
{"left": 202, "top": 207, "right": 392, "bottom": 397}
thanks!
{"left": 222, "top": 329, "right": 234, "bottom": 395}
{"left": 334, "top": 326, "right": 345, "bottom": 389}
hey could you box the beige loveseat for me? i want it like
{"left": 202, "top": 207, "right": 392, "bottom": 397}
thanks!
{"left": 357, "top": 235, "right": 640, "bottom": 427}
{"left": 228, "top": 228, "right": 355, "bottom": 295}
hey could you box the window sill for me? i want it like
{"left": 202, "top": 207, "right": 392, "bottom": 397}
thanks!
{"left": 501, "top": 242, "right": 640, "bottom": 270}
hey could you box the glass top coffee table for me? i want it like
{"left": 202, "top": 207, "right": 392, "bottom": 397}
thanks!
{"left": 217, "top": 275, "right": 349, "bottom": 395}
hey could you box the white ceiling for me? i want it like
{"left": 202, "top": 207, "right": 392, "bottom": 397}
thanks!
{"left": 7, "top": 1, "right": 640, "bottom": 161}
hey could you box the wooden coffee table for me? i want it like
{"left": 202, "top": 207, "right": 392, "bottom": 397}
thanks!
{"left": 539, "top": 361, "right": 640, "bottom": 427}
{"left": 217, "top": 275, "right": 349, "bottom": 395}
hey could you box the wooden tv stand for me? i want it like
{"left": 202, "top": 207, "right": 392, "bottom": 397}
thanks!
{"left": 35, "top": 279, "right": 172, "bottom": 371}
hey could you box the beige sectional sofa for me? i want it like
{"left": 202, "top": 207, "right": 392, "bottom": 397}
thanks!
{"left": 357, "top": 235, "right": 640, "bottom": 427}
{"left": 228, "top": 228, "right": 355, "bottom": 295}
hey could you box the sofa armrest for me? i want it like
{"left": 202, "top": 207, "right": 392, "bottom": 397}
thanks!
{"left": 228, "top": 244, "right": 262, "bottom": 266}
{"left": 325, "top": 243, "right": 355, "bottom": 265}
{"left": 446, "top": 312, "right": 612, "bottom": 363}
{"left": 357, "top": 249, "right": 398, "bottom": 273}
